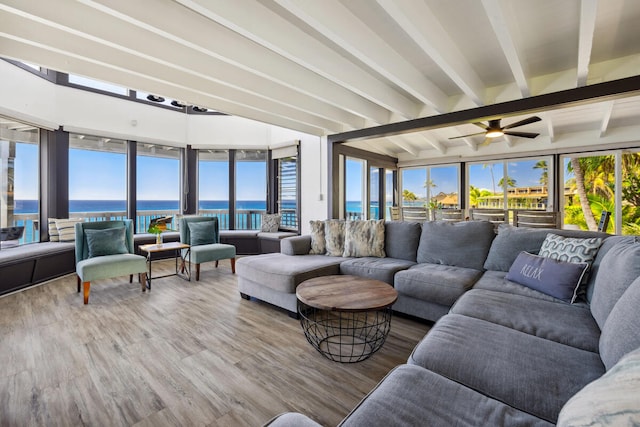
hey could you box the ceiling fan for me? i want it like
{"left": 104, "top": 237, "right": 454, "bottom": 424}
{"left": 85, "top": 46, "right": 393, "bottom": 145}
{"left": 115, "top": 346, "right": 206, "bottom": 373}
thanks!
{"left": 449, "top": 116, "right": 541, "bottom": 146}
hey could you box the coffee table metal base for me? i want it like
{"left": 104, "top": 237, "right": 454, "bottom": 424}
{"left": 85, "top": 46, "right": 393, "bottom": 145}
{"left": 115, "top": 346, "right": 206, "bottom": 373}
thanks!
{"left": 298, "top": 302, "right": 393, "bottom": 363}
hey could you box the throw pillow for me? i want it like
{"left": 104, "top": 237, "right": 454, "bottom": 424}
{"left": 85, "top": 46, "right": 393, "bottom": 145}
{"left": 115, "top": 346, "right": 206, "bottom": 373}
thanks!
{"left": 324, "top": 219, "right": 345, "bottom": 257}
{"left": 85, "top": 227, "right": 128, "bottom": 258}
{"left": 48, "top": 218, "right": 60, "bottom": 242}
{"left": 539, "top": 233, "right": 603, "bottom": 264}
{"left": 55, "top": 218, "right": 84, "bottom": 242}
{"left": 556, "top": 347, "right": 640, "bottom": 426}
{"left": 261, "top": 214, "right": 281, "bottom": 232}
{"left": 343, "top": 220, "right": 386, "bottom": 258}
{"left": 188, "top": 221, "right": 217, "bottom": 246}
{"left": 309, "top": 220, "right": 326, "bottom": 255}
{"left": 505, "top": 251, "right": 589, "bottom": 303}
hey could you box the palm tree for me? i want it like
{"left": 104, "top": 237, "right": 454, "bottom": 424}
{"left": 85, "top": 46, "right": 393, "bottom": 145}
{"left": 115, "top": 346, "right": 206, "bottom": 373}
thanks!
{"left": 482, "top": 164, "right": 496, "bottom": 194}
{"left": 568, "top": 158, "right": 598, "bottom": 230}
{"left": 402, "top": 189, "right": 417, "bottom": 202}
{"left": 498, "top": 176, "right": 517, "bottom": 188}
{"left": 533, "top": 160, "right": 548, "bottom": 186}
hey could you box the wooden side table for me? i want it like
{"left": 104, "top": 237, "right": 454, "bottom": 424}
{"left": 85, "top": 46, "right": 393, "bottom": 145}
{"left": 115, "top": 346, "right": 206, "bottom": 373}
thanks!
{"left": 296, "top": 275, "right": 398, "bottom": 363}
{"left": 138, "top": 242, "right": 191, "bottom": 290}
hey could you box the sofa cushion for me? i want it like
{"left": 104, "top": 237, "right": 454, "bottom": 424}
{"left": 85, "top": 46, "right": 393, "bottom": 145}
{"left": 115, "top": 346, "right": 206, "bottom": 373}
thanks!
{"left": 394, "top": 263, "right": 483, "bottom": 307}
{"left": 339, "top": 257, "right": 415, "bottom": 285}
{"left": 590, "top": 239, "right": 640, "bottom": 329}
{"left": 585, "top": 235, "right": 636, "bottom": 302}
{"left": 451, "top": 289, "right": 601, "bottom": 352}
{"left": 235, "top": 253, "right": 343, "bottom": 294}
{"left": 538, "top": 233, "right": 602, "bottom": 264}
{"left": 188, "top": 221, "right": 217, "bottom": 246}
{"left": 416, "top": 220, "right": 495, "bottom": 270}
{"left": 324, "top": 219, "right": 345, "bottom": 257}
{"left": 85, "top": 227, "right": 128, "bottom": 258}
{"left": 473, "top": 270, "right": 588, "bottom": 305}
{"left": 384, "top": 221, "right": 421, "bottom": 262}
{"left": 599, "top": 275, "right": 640, "bottom": 370}
{"left": 308, "top": 220, "right": 325, "bottom": 255}
{"left": 408, "top": 314, "right": 605, "bottom": 423}
{"left": 557, "top": 347, "right": 640, "bottom": 427}
{"left": 342, "top": 220, "right": 385, "bottom": 258}
{"left": 340, "top": 364, "right": 553, "bottom": 427}
{"left": 505, "top": 251, "right": 588, "bottom": 303}
{"left": 483, "top": 225, "right": 609, "bottom": 272}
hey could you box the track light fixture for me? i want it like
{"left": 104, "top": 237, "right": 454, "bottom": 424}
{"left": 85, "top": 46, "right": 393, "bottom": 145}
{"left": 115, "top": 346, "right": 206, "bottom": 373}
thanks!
{"left": 146, "top": 94, "right": 165, "bottom": 102}
{"left": 171, "top": 100, "right": 187, "bottom": 108}
{"left": 192, "top": 106, "right": 208, "bottom": 112}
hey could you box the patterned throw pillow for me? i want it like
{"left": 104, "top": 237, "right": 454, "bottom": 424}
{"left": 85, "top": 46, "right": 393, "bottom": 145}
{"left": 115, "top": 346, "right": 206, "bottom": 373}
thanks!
{"left": 261, "top": 214, "right": 281, "bottom": 232}
{"left": 539, "top": 233, "right": 603, "bottom": 264}
{"left": 309, "top": 220, "right": 326, "bottom": 255}
{"left": 324, "top": 219, "right": 345, "bottom": 257}
{"left": 55, "top": 218, "right": 84, "bottom": 243}
{"left": 48, "top": 218, "right": 60, "bottom": 242}
{"left": 343, "top": 220, "right": 386, "bottom": 258}
{"left": 505, "top": 251, "right": 589, "bottom": 303}
{"left": 557, "top": 347, "right": 640, "bottom": 426}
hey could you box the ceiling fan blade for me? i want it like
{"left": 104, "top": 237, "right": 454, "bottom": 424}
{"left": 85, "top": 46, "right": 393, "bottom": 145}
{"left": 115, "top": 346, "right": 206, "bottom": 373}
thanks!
{"left": 448, "top": 131, "right": 486, "bottom": 140}
{"left": 504, "top": 131, "right": 539, "bottom": 138}
{"left": 503, "top": 116, "right": 541, "bottom": 129}
{"left": 472, "top": 122, "right": 489, "bottom": 130}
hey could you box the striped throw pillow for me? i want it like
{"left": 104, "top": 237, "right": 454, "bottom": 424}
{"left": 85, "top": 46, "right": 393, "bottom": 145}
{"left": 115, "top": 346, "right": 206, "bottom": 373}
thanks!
{"left": 48, "top": 218, "right": 60, "bottom": 242}
{"left": 55, "top": 218, "right": 83, "bottom": 243}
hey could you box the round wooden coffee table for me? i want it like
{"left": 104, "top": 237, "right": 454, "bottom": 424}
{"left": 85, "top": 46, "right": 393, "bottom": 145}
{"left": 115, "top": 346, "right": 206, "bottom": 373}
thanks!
{"left": 296, "top": 275, "right": 398, "bottom": 363}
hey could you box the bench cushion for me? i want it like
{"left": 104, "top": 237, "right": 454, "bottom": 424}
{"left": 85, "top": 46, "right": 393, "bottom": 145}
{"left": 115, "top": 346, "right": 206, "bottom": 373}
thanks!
{"left": 189, "top": 243, "right": 236, "bottom": 264}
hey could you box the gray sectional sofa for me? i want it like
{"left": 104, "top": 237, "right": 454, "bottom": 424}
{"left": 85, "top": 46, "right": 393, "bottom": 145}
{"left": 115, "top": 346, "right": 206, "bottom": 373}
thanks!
{"left": 237, "top": 220, "right": 640, "bottom": 426}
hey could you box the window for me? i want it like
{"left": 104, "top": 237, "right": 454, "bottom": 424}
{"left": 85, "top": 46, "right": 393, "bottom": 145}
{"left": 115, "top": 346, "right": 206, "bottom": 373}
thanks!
{"left": 468, "top": 161, "right": 504, "bottom": 209}
{"left": 384, "top": 169, "right": 394, "bottom": 219}
{"left": 504, "top": 158, "right": 553, "bottom": 210}
{"left": 346, "top": 157, "right": 366, "bottom": 220}
{"left": 235, "top": 150, "right": 267, "bottom": 229}
{"left": 1, "top": 116, "right": 39, "bottom": 246}
{"left": 401, "top": 164, "right": 459, "bottom": 217}
{"left": 69, "top": 135, "right": 127, "bottom": 221}
{"left": 277, "top": 156, "right": 298, "bottom": 230}
{"left": 369, "top": 166, "right": 379, "bottom": 219}
{"left": 198, "top": 150, "right": 230, "bottom": 229}
{"left": 562, "top": 152, "right": 640, "bottom": 234}
{"left": 68, "top": 74, "right": 128, "bottom": 96}
{"left": 136, "top": 143, "right": 181, "bottom": 233}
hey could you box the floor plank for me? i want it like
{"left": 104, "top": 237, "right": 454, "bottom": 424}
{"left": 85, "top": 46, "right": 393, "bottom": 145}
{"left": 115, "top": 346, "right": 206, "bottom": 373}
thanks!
{"left": 0, "top": 259, "right": 430, "bottom": 426}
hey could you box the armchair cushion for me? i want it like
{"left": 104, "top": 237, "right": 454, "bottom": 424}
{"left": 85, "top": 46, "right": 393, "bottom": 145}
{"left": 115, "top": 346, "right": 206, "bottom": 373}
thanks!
{"left": 188, "top": 221, "right": 217, "bottom": 246}
{"left": 85, "top": 227, "right": 128, "bottom": 258}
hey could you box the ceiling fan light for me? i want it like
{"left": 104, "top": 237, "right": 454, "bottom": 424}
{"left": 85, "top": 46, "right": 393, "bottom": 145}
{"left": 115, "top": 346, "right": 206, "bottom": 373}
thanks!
{"left": 486, "top": 129, "right": 504, "bottom": 138}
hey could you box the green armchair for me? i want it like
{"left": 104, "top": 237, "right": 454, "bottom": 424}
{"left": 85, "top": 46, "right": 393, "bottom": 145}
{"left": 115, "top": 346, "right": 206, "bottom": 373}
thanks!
{"left": 75, "top": 220, "right": 147, "bottom": 304}
{"left": 179, "top": 216, "right": 236, "bottom": 280}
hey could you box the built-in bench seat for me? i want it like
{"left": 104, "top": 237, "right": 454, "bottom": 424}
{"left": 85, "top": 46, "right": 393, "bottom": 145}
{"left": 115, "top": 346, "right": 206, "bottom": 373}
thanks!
{"left": 0, "top": 228, "right": 298, "bottom": 297}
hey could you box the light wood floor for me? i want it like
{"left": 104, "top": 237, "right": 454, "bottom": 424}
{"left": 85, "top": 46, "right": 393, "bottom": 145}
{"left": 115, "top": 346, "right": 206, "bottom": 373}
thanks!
{"left": 0, "top": 259, "right": 430, "bottom": 426}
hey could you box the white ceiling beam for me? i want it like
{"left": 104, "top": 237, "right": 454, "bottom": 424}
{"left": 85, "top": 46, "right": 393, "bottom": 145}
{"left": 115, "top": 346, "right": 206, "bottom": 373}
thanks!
{"left": 481, "top": 0, "right": 530, "bottom": 98}
{"left": 416, "top": 135, "right": 446, "bottom": 154}
{"left": 0, "top": 37, "right": 327, "bottom": 136}
{"left": 577, "top": 0, "right": 598, "bottom": 87}
{"left": 462, "top": 137, "right": 479, "bottom": 151}
{"left": 600, "top": 101, "right": 615, "bottom": 137}
{"left": 377, "top": 0, "right": 485, "bottom": 106}
{"left": 173, "top": 0, "right": 418, "bottom": 120}
{"left": 503, "top": 135, "right": 514, "bottom": 148}
{"left": 0, "top": 10, "right": 347, "bottom": 133}
{"left": 546, "top": 115, "right": 556, "bottom": 143}
{"left": 388, "top": 136, "right": 420, "bottom": 156}
{"left": 271, "top": 0, "right": 448, "bottom": 113}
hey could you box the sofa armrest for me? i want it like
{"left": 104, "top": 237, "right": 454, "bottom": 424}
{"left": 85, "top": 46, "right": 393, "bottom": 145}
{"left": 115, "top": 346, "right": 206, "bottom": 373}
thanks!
{"left": 280, "top": 235, "right": 311, "bottom": 255}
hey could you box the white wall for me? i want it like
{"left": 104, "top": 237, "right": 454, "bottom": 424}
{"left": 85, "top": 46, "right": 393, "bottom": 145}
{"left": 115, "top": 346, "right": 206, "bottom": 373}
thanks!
{"left": 0, "top": 61, "right": 329, "bottom": 229}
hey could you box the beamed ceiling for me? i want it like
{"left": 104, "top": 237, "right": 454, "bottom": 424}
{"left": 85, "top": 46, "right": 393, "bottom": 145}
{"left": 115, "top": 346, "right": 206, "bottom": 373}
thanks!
{"left": 1, "top": 0, "right": 640, "bottom": 160}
